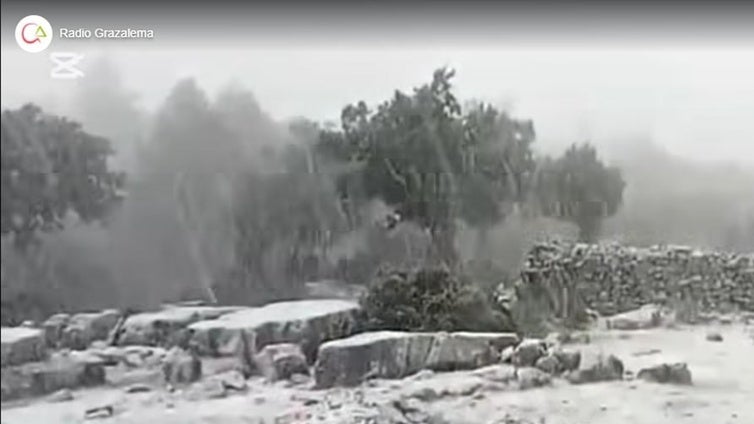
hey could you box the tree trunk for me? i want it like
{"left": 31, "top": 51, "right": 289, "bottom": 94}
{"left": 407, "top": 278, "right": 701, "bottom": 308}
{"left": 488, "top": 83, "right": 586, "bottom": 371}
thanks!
{"left": 577, "top": 216, "right": 601, "bottom": 243}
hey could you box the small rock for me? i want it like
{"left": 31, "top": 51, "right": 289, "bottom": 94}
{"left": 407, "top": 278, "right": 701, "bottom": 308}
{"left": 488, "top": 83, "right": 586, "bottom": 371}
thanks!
{"left": 706, "top": 332, "right": 723, "bottom": 342}
{"left": 535, "top": 354, "right": 562, "bottom": 375}
{"left": 216, "top": 370, "right": 247, "bottom": 391}
{"left": 500, "top": 346, "right": 515, "bottom": 363}
{"left": 125, "top": 384, "right": 152, "bottom": 394}
{"left": 411, "top": 387, "right": 439, "bottom": 402}
{"left": 254, "top": 343, "right": 309, "bottom": 382}
{"left": 566, "top": 354, "right": 624, "bottom": 384}
{"left": 161, "top": 346, "right": 201, "bottom": 385}
{"left": 512, "top": 339, "right": 547, "bottom": 367}
{"left": 637, "top": 363, "right": 693, "bottom": 385}
{"left": 411, "top": 369, "right": 436, "bottom": 381}
{"left": 517, "top": 367, "right": 552, "bottom": 390}
{"left": 84, "top": 405, "right": 114, "bottom": 420}
{"left": 553, "top": 350, "right": 581, "bottom": 372}
{"left": 48, "top": 388, "right": 74, "bottom": 402}
{"left": 185, "top": 379, "right": 226, "bottom": 401}
{"left": 288, "top": 372, "right": 310, "bottom": 386}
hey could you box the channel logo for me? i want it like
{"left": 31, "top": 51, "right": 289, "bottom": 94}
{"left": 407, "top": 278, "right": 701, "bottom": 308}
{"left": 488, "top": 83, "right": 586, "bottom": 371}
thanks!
{"left": 15, "top": 15, "right": 53, "bottom": 53}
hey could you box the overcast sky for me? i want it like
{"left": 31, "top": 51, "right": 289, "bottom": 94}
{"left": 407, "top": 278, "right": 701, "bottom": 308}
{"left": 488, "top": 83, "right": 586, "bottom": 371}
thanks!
{"left": 2, "top": 3, "right": 753, "bottom": 166}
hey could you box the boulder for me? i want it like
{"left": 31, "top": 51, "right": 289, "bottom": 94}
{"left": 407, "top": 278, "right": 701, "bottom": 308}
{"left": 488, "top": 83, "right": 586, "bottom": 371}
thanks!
{"left": 534, "top": 354, "right": 562, "bottom": 375}
{"left": 606, "top": 304, "right": 663, "bottom": 330}
{"left": 512, "top": 339, "right": 547, "bottom": 367}
{"left": 188, "top": 299, "right": 361, "bottom": 363}
{"left": 552, "top": 349, "right": 581, "bottom": 372}
{"left": 41, "top": 313, "right": 70, "bottom": 349}
{"left": 161, "top": 346, "right": 201, "bottom": 385}
{"left": 253, "top": 343, "right": 309, "bottom": 381}
{"left": 117, "top": 306, "right": 244, "bottom": 347}
{"left": 1, "top": 327, "right": 48, "bottom": 367}
{"left": 637, "top": 362, "right": 693, "bottom": 385}
{"left": 566, "top": 353, "right": 624, "bottom": 384}
{"left": 1, "top": 351, "right": 106, "bottom": 401}
{"left": 314, "top": 331, "right": 518, "bottom": 388}
{"left": 60, "top": 309, "right": 121, "bottom": 350}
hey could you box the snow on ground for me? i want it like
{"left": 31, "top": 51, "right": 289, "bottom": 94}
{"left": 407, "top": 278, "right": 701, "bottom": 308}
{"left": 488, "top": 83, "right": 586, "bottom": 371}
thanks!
{"left": 2, "top": 321, "right": 753, "bottom": 424}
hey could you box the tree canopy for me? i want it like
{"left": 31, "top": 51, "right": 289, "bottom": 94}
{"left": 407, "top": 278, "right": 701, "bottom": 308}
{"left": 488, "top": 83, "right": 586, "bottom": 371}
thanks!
{"left": 317, "top": 68, "right": 538, "bottom": 264}
{"left": 535, "top": 143, "right": 626, "bottom": 242}
{"left": 1, "top": 104, "right": 124, "bottom": 248}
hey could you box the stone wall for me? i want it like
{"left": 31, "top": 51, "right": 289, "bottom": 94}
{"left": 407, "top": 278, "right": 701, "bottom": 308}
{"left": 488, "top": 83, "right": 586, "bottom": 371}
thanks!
{"left": 519, "top": 242, "right": 754, "bottom": 317}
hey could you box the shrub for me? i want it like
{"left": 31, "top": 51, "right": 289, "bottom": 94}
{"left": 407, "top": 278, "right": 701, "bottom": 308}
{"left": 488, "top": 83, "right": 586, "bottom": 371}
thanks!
{"left": 360, "top": 266, "right": 517, "bottom": 333}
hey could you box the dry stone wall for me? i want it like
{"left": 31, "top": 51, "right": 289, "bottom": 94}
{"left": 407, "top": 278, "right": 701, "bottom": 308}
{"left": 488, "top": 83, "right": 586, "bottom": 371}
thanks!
{"left": 519, "top": 242, "right": 754, "bottom": 317}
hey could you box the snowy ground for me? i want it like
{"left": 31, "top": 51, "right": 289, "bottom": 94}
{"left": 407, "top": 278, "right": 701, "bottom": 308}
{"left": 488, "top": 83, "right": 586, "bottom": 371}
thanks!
{"left": 2, "top": 321, "right": 753, "bottom": 424}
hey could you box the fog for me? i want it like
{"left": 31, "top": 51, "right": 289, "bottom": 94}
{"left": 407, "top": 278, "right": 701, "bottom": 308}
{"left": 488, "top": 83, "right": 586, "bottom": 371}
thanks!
{"left": 2, "top": 37, "right": 754, "bottom": 319}
{"left": 3, "top": 47, "right": 754, "bottom": 165}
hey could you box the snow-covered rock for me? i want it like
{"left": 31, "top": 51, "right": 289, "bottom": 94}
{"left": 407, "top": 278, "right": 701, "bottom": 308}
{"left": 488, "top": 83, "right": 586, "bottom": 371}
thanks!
{"left": 314, "top": 331, "right": 518, "bottom": 388}
{"left": 1, "top": 327, "right": 48, "bottom": 366}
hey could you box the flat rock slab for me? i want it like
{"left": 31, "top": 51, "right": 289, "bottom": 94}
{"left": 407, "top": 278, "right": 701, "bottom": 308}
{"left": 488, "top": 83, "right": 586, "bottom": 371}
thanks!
{"left": 188, "top": 299, "right": 361, "bottom": 363}
{"left": 606, "top": 304, "right": 663, "bottom": 330}
{"left": 1, "top": 327, "right": 48, "bottom": 367}
{"left": 314, "top": 331, "right": 519, "bottom": 388}
{"left": 61, "top": 309, "right": 121, "bottom": 350}
{"left": 117, "top": 306, "right": 246, "bottom": 347}
{"left": 1, "top": 351, "right": 106, "bottom": 401}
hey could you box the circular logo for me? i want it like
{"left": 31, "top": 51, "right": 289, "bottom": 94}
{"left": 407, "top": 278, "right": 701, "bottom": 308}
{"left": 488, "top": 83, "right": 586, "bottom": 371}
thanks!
{"left": 15, "top": 15, "right": 53, "bottom": 53}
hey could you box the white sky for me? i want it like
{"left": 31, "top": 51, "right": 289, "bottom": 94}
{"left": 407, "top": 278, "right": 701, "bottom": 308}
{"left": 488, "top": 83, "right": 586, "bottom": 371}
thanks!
{"left": 2, "top": 46, "right": 754, "bottom": 165}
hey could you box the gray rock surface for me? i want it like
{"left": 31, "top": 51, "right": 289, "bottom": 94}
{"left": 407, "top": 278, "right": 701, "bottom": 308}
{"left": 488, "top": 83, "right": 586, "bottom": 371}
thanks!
{"left": 188, "top": 299, "right": 361, "bottom": 363}
{"left": 566, "top": 353, "right": 624, "bottom": 384}
{"left": 162, "top": 347, "right": 202, "bottom": 385}
{"left": 1, "top": 327, "right": 48, "bottom": 366}
{"left": 1, "top": 351, "right": 106, "bottom": 400}
{"left": 637, "top": 362, "right": 693, "bottom": 385}
{"left": 314, "top": 331, "right": 518, "bottom": 388}
{"left": 253, "top": 343, "right": 309, "bottom": 381}
{"left": 512, "top": 338, "right": 547, "bottom": 367}
{"left": 60, "top": 309, "right": 121, "bottom": 350}
{"left": 117, "top": 306, "right": 243, "bottom": 347}
{"left": 41, "top": 313, "right": 70, "bottom": 349}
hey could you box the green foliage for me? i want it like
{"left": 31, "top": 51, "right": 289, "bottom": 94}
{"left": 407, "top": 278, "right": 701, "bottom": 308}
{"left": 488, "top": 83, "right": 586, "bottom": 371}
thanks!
{"left": 535, "top": 143, "right": 625, "bottom": 242}
{"left": 360, "top": 266, "right": 516, "bottom": 333}
{"left": 1, "top": 104, "right": 125, "bottom": 248}
{"left": 317, "top": 68, "right": 538, "bottom": 264}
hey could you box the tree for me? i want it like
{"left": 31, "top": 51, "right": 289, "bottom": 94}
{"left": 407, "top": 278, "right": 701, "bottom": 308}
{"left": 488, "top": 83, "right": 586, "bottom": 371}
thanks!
{"left": 1, "top": 104, "right": 124, "bottom": 248}
{"left": 317, "top": 68, "right": 538, "bottom": 265}
{"left": 458, "top": 103, "right": 536, "bottom": 257}
{"left": 535, "top": 143, "right": 625, "bottom": 242}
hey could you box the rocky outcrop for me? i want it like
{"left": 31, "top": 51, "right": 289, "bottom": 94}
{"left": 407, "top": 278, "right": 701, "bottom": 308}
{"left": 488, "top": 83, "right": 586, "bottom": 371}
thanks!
{"left": 314, "top": 331, "right": 519, "bottom": 388}
{"left": 1, "top": 351, "right": 106, "bottom": 400}
{"left": 1, "top": 327, "right": 48, "bottom": 367}
{"left": 188, "top": 299, "right": 361, "bottom": 363}
{"left": 116, "top": 306, "right": 243, "bottom": 347}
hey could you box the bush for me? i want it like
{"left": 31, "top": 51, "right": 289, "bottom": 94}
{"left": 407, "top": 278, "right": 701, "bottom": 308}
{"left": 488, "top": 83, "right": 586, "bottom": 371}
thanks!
{"left": 360, "top": 266, "right": 517, "bottom": 333}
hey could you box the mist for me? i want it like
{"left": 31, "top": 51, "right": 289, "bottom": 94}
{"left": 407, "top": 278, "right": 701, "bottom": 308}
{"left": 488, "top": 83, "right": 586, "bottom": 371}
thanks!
{"left": 2, "top": 46, "right": 753, "bottom": 319}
